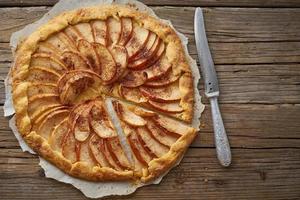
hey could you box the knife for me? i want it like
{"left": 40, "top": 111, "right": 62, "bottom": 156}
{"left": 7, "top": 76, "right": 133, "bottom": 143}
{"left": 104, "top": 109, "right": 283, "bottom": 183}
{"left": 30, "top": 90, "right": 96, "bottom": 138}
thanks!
{"left": 194, "top": 7, "right": 231, "bottom": 167}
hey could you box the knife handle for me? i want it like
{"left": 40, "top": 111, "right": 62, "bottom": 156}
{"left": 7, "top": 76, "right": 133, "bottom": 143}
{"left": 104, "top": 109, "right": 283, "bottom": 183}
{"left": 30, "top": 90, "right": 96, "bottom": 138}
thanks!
{"left": 210, "top": 97, "right": 231, "bottom": 167}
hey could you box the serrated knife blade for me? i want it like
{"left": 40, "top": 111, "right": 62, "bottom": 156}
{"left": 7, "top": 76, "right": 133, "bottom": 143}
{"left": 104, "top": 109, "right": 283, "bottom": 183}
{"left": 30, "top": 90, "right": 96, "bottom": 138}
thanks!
{"left": 194, "top": 7, "right": 231, "bottom": 167}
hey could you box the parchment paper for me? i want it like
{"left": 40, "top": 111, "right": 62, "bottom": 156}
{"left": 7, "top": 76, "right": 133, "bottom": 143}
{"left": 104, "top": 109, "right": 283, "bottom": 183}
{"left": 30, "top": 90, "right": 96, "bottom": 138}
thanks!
{"left": 4, "top": 0, "right": 205, "bottom": 198}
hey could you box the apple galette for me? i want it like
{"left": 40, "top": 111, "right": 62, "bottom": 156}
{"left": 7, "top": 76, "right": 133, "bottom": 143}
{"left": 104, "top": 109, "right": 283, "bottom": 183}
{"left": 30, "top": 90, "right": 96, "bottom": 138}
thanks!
{"left": 11, "top": 5, "right": 197, "bottom": 182}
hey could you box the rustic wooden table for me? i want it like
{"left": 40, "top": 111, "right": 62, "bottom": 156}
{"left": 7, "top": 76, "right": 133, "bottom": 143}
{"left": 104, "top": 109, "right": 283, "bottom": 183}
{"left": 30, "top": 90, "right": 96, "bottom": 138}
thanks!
{"left": 1, "top": 0, "right": 300, "bottom": 199}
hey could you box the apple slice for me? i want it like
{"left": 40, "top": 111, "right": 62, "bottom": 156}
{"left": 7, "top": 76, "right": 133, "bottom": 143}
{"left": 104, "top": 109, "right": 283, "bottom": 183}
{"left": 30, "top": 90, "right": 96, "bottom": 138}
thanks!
{"left": 119, "top": 86, "right": 147, "bottom": 104}
{"left": 131, "top": 106, "right": 156, "bottom": 117}
{"left": 106, "top": 17, "right": 121, "bottom": 46}
{"left": 142, "top": 52, "right": 170, "bottom": 81}
{"left": 113, "top": 101, "right": 146, "bottom": 127}
{"left": 148, "top": 100, "right": 183, "bottom": 113}
{"left": 59, "top": 73, "right": 95, "bottom": 104}
{"left": 144, "top": 70, "right": 180, "bottom": 87}
{"left": 108, "top": 45, "right": 128, "bottom": 83}
{"left": 37, "top": 109, "right": 70, "bottom": 140}
{"left": 31, "top": 53, "right": 67, "bottom": 74}
{"left": 128, "top": 130, "right": 153, "bottom": 165}
{"left": 91, "top": 20, "right": 107, "bottom": 46}
{"left": 146, "top": 120, "right": 178, "bottom": 147}
{"left": 64, "top": 26, "right": 82, "bottom": 44}
{"left": 118, "top": 17, "right": 133, "bottom": 46}
{"left": 93, "top": 43, "right": 117, "bottom": 82}
{"left": 77, "top": 39, "right": 101, "bottom": 74}
{"left": 79, "top": 139, "right": 96, "bottom": 166}
{"left": 125, "top": 25, "right": 149, "bottom": 60}
{"left": 73, "top": 23, "right": 94, "bottom": 43}
{"left": 106, "top": 138, "right": 131, "bottom": 169}
{"left": 49, "top": 118, "right": 69, "bottom": 152}
{"left": 153, "top": 115, "right": 192, "bottom": 136}
{"left": 137, "top": 127, "right": 169, "bottom": 157}
{"left": 127, "top": 33, "right": 159, "bottom": 70}
{"left": 28, "top": 94, "right": 60, "bottom": 117}
{"left": 61, "top": 51, "right": 91, "bottom": 70}
{"left": 74, "top": 116, "right": 90, "bottom": 142}
{"left": 27, "top": 66, "right": 61, "bottom": 84}
{"left": 42, "top": 32, "right": 75, "bottom": 54}
{"left": 31, "top": 105, "right": 65, "bottom": 125}
{"left": 57, "top": 32, "right": 78, "bottom": 51}
{"left": 62, "top": 130, "right": 77, "bottom": 163}
{"left": 89, "top": 104, "right": 118, "bottom": 138}
{"left": 36, "top": 42, "right": 58, "bottom": 55}
{"left": 89, "top": 134, "right": 110, "bottom": 167}
{"left": 140, "top": 82, "right": 181, "bottom": 102}
{"left": 120, "top": 71, "right": 147, "bottom": 88}
{"left": 27, "top": 83, "right": 57, "bottom": 97}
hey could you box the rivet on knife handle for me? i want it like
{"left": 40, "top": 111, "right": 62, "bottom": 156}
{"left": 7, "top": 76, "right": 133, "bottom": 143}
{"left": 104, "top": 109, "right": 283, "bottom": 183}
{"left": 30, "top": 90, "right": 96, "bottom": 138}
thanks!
{"left": 210, "top": 97, "right": 231, "bottom": 167}
{"left": 194, "top": 7, "right": 232, "bottom": 167}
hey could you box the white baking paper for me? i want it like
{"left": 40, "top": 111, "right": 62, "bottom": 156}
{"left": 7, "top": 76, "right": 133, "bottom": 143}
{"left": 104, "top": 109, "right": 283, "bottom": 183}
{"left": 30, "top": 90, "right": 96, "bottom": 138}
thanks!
{"left": 4, "top": 0, "right": 205, "bottom": 198}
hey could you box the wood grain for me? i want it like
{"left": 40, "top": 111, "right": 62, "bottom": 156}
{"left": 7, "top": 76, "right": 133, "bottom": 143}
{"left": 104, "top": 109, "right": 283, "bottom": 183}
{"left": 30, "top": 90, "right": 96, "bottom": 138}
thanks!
{"left": 1, "top": 0, "right": 300, "bottom": 7}
{"left": 1, "top": 7, "right": 300, "bottom": 43}
{"left": 1, "top": 148, "right": 300, "bottom": 200}
{"left": 0, "top": 2, "right": 300, "bottom": 200}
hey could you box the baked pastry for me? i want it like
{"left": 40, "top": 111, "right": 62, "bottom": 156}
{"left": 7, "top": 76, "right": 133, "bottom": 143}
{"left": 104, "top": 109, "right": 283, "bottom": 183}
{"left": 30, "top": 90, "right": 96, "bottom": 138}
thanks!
{"left": 11, "top": 5, "right": 197, "bottom": 182}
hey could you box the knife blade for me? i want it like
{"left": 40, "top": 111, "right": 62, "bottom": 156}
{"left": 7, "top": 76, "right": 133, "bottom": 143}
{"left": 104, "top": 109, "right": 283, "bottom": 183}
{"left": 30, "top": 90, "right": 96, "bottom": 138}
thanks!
{"left": 194, "top": 7, "right": 231, "bottom": 167}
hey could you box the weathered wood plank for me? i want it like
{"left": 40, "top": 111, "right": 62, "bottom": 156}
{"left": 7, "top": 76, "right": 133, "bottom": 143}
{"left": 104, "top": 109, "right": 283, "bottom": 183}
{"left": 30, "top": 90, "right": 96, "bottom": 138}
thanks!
{"left": 1, "top": 7, "right": 300, "bottom": 43}
{"left": 1, "top": 148, "right": 300, "bottom": 200}
{"left": 1, "top": 0, "right": 300, "bottom": 7}
{"left": 1, "top": 104, "right": 299, "bottom": 149}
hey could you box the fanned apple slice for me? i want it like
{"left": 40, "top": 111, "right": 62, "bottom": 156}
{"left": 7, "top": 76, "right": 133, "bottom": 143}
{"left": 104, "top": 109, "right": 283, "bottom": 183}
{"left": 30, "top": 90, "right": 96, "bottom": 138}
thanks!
{"left": 28, "top": 94, "right": 60, "bottom": 117}
{"left": 113, "top": 101, "right": 146, "bottom": 127}
{"left": 153, "top": 115, "right": 192, "bottom": 136}
{"left": 102, "top": 139, "right": 123, "bottom": 171}
{"left": 120, "top": 71, "right": 147, "bottom": 88}
{"left": 108, "top": 45, "right": 128, "bottom": 82}
{"left": 106, "top": 17, "right": 121, "bottom": 46}
{"left": 130, "top": 106, "right": 156, "bottom": 117}
{"left": 144, "top": 70, "right": 180, "bottom": 87}
{"left": 125, "top": 25, "right": 149, "bottom": 60}
{"left": 118, "top": 17, "right": 133, "bottom": 46}
{"left": 49, "top": 118, "right": 69, "bottom": 152}
{"left": 79, "top": 139, "right": 96, "bottom": 166}
{"left": 27, "top": 66, "right": 61, "bottom": 83}
{"left": 140, "top": 82, "right": 181, "bottom": 102}
{"left": 59, "top": 73, "right": 95, "bottom": 104}
{"left": 119, "top": 86, "right": 147, "bottom": 104}
{"left": 27, "top": 83, "right": 57, "bottom": 97}
{"left": 142, "top": 53, "right": 170, "bottom": 81}
{"left": 64, "top": 26, "right": 82, "bottom": 44}
{"left": 93, "top": 43, "right": 117, "bottom": 82}
{"left": 74, "top": 116, "right": 90, "bottom": 142}
{"left": 137, "top": 127, "right": 169, "bottom": 157}
{"left": 89, "top": 134, "right": 110, "bottom": 167}
{"left": 148, "top": 100, "right": 183, "bottom": 113}
{"left": 146, "top": 120, "right": 178, "bottom": 147}
{"left": 37, "top": 109, "right": 70, "bottom": 140}
{"left": 61, "top": 51, "right": 91, "bottom": 70}
{"left": 91, "top": 20, "right": 107, "bottom": 46}
{"left": 62, "top": 130, "right": 77, "bottom": 163}
{"left": 89, "top": 104, "right": 118, "bottom": 138}
{"left": 36, "top": 42, "right": 58, "bottom": 54}
{"left": 107, "top": 138, "right": 131, "bottom": 169}
{"left": 77, "top": 39, "right": 101, "bottom": 74}
{"left": 40, "top": 32, "right": 75, "bottom": 54}
{"left": 127, "top": 33, "right": 158, "bottom": 70}
{"left": 31, "top": 105, "right": 66, "bottom": 125}
{"left": 127, "top": 129, "right": 153, "bottom": 166}
{"left": 73, "top": 23, "right": 94, "bottom": 43}
{"left": 31, "top": 53, "right": 67, "bottom": 74}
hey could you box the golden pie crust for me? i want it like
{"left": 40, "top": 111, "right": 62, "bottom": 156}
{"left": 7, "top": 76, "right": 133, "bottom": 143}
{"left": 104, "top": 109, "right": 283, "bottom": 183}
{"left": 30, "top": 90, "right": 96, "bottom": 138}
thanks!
{"left": 11, "top": 5, "right": 197, "bottom": 182}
